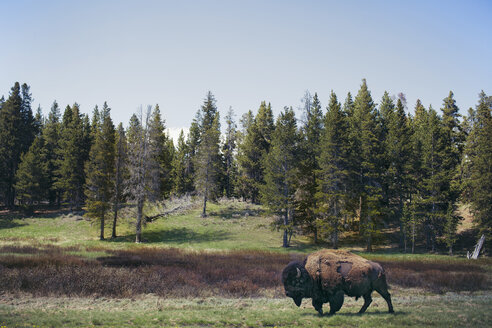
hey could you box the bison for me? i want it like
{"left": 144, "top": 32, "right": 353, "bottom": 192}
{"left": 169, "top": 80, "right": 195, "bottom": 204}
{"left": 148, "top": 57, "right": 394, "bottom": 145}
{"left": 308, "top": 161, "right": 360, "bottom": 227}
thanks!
{"left": 282, "top": 249, "right": 394, "bottom": 315}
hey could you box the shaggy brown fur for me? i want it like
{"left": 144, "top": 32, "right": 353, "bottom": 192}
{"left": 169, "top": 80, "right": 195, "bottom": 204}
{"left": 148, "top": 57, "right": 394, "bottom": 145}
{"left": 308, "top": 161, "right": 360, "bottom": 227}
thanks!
{"left": 282, "top": 249, "right": 394, "bottom": 315}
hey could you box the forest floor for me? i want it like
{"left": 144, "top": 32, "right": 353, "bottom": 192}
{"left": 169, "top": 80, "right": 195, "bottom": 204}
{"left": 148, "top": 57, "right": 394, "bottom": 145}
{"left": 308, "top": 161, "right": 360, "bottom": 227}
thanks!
{"left": 0, "top": 198, "right": 490, "bottom": 327}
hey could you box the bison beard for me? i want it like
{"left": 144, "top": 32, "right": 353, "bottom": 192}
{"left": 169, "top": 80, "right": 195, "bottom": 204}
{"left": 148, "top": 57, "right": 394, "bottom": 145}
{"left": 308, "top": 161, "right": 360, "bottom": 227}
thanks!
{"left": 282, "top": 249, "right": 394, "bottom": 315}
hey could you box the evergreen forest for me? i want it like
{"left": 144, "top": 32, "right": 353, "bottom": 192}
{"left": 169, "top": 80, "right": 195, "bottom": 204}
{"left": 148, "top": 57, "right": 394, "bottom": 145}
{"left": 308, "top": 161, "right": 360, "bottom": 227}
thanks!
{"left": 1, "top": 80, "right": 491, "bottom": 254}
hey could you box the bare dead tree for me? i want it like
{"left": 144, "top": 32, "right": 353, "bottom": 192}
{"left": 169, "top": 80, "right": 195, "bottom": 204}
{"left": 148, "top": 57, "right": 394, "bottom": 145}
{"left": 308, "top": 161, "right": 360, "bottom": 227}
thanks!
{"left": 126, "top": 106, "right": 152, "bottom": 243}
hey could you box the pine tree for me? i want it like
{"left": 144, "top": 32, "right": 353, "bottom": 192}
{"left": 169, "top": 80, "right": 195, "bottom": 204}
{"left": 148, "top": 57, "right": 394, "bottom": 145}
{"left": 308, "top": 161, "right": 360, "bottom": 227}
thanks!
{"left": 463, "top": 91, "right": 492, "bottom": 243}
{"left": 43, "top": 101, "right": 62, "bottom": 205}
{"left": 237, "top": 102, "right": 274, "bottom": 203}
{"left": 439, "top": 92, "right": 463, "bottom": 252}
{"left": 407, "top": 99, "right": 428, "bottom": 251}
{"left": 33, "top": 105, "right": 44, "bottom": 137}
{"left": 223, "top": 107, "right": 238, "bottom": 198}
{"left": 351, "top": 79, "right": 382, "bottom": 252}
{"left": 182, "top": 110, "right": 202, "bottom": 194}
{"left": 401, "top": 200, "right": 421, "bottom": 253}
{"left": 316, "top": 91, "right": 350, "bottom": 248}
{"left": 386, "top": 97, "right": 412, "bottom": 249}
{"left": 14, "top": 135, "right": 48, "bottom": 213}
{"left": 444, "top": 202, "right": 460, "bottom": 255}
{"left": 378, "top": 92, "right": 395, "bottom": 216}
{"left": 112, "top": 123, "right": 128, "bottom": 239}
{"left": 0, "top": 82, "right": 36, "bottom": 208}
{"left": 419, "top": 106, "right": 447, "bottom": 251}
{"left": 194, "top": 92, "right": 221, "bottom": 217}
{"left": 84, "top": 102, "right": 116, "bottom": 240}
{"left": 55, "top": 104, "right": 88, "bottom": 211}
{"left": 235, "top": 110, "right": 254, "bottom": 200}
{"left": 126, "top": 109, "right": 150, "bottom": 243}
{"left": 297, "top": 92, "right": 324, "bottom": 243}
{"left": 441, "top": 91, "right": 463, "bottom": 201}
{"left": 0, "top": 82, "right": 23, "bottom": 208}
{"left": 343, "top": 91, "right": 359, "bottom": 226}
{"left": 172, "top": 130, "right": 193, "bottom": 195}
{"left": 148, "top": 104, "right": 173, "bottom": 200}
{"left": 91, "top": 105, "right": 101, "bottom": 139}
{"left": 261, "top": 107, "right": 300, "bottom": 248}
{"left": 19, "top": 83, "right": 36, "bottom": 155}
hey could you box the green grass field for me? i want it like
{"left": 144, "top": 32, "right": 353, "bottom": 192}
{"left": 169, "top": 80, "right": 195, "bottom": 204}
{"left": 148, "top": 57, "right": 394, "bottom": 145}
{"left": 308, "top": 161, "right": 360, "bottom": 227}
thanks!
{"left": 0, "top": 200, "right": 316, "bottom": 253}
{"left": 0, "top": 198, "right": 490, "bottom": 327}
{"left": 1, "top": 292, "right": 490, "bottom": 328}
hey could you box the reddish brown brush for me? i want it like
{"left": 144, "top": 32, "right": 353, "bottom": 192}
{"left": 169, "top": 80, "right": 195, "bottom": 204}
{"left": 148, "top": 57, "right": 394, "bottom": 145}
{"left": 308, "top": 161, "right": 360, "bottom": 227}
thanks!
{"left": 379, "top": 260, "right": 488, "bottom": 293}
{"left": 0, "top": 246, "right": 489, "bottom": 297}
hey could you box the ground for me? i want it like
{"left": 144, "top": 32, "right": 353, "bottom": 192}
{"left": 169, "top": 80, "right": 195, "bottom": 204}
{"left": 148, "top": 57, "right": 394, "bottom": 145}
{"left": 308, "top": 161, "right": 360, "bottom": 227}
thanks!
{"left": 0, "top": 198, "right": 490, "bottom": 327}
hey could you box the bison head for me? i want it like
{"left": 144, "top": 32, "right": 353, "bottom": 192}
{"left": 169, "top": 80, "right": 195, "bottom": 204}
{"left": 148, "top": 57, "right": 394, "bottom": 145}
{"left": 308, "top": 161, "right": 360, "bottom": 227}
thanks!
{"left": 282, "top": 261, "right": 313, "bottom": 307}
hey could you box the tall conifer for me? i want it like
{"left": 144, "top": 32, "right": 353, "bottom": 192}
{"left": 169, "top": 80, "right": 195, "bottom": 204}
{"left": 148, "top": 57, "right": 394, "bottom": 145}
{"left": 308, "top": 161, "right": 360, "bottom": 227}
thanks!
{"left": 84, "top": 102, "right": 116, "bottom": 240}
{"left": 55, "top": 104, "right": 88, "bottom": 210}
{"left": 172, "top": 130, "right": 193, "bottom": 195}
{"left": 112, "top": 123, "right": 128, "bottom": 238}
{"left": 297, "top": 93, "right": 324, "bottom": 243}
{"left": 351, "top": 79, "right": 382, "bottom": 252}
{"left": 316, "top": 91, "right": 349, "bottom": 248}
{"left": 194, "top": 92, "right": 221, "bottom": 217}
{"left": 43, "top": 101, "right": 62, "bottom": 205}
{"left": 237, "top": 102, "right": 274, "bottom": 203}
{"left": 464, "top": 91, "right": 492, "bottom": 243}
{"left": 223, "top": 107, "right": 238, "bottom": 198}
{"left": 15, "top": 135, "right": 48, "bottom": 212}
{"left": 261, "top": 107, "right": 299, "bottom": 248}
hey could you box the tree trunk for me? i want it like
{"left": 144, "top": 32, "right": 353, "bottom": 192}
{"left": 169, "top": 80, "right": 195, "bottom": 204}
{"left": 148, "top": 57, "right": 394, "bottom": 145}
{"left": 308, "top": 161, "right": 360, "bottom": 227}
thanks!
{"left": 399, "top": 197, "right": 405, "bottom": 250}
{"left": 111, "top": 204, "right": 118, "bottom": 239}
{"left": 282, "top": 209, "right": 289, "bottom": 248}
{"left": 7, "top": 185, "right": 15, "bottom": 209}
{"left": 358, "top": 195, "right": 363, "bottom": 234}
{"left": 332, "top": 201, "right": 339, "bottom": 249}
{"left": 412, "top": 218, "right": 415, "bottom": 254}
{"left": 135, "top": 199, "right": 143, "bottom": 243}
{"left": 202, "top": 194, "right": 208, "bottom": 217}
{"left": 56, "top": 191, "right": 61, "bottom": 209}
{"left": 366, "top": 234, "right": 372, "bottom": 252}
{"left": 100, "top": 209, "right": 105, "bottom": 240}
{"left": 366, "top": 215, "right": 372, "bottom": 252}
{"left": 313, "top": 226, "right": 318, "bottom": 244}
{"left": 202, "top": 164, "right": 209, "bottom": 217}
{"left": 332, "top": 226, "right": 339, "bottom": 249}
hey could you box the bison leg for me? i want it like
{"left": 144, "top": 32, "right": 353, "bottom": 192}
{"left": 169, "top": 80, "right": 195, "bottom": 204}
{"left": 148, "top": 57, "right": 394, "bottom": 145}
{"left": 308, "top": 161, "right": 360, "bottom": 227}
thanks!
{"left": 329, "top": 291, "right": 344, "bottom": 314}
{"left": 358, "top": 293, "right": 372, "bottom": 314}
{"left": 375, "top": 285, "right": 394, "bottom": 313}
{"left": 312, "top": 299, "right": 323, "bottom": 316}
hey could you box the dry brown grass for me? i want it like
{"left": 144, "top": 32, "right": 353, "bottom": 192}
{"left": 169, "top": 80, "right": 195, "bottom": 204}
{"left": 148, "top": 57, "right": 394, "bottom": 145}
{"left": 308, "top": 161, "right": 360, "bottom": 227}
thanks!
{"left": 0, "top": 246, "right": 489, "bottom": 298}
{"left": 380, "top": 260, "right": 489, "bottom": 293}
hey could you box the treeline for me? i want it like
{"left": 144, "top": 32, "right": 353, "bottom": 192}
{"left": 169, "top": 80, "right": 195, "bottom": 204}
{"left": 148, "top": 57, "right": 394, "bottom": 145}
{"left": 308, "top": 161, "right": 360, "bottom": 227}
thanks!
{"left": 0, "top": 80, "right": 490, "bottom": 253}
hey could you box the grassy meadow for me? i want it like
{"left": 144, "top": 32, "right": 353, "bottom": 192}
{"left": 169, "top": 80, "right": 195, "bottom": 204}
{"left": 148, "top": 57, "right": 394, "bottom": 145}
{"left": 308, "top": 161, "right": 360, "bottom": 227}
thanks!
{"left": 0, "top": 199, "right": 490, "bottom": 327}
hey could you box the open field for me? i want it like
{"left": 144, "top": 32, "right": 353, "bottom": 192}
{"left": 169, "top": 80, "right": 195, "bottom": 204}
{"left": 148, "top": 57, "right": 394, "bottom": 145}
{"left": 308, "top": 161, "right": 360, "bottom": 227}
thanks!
{"left": 0, "top": 200, "right": 320, "bottom": 254}
{"left": 1, "top": 292, "right": 491, "bottom": 328}
{"left": 0, "top": 199, "right": 490, "bottom": 327}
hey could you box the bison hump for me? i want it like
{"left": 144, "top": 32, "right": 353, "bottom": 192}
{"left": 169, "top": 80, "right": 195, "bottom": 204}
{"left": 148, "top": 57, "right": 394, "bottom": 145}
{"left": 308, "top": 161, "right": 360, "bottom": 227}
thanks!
{"left": 305, "top": 249, "right": 375, "bottom": 292}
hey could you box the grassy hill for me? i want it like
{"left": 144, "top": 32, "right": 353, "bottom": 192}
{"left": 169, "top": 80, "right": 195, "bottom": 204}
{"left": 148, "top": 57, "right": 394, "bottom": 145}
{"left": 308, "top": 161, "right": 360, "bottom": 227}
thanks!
{"left": 0, "top": 198, "right": 491, "bottom": 327}
{"left": 0, "top": 198, "right": 321, "bottom": 254}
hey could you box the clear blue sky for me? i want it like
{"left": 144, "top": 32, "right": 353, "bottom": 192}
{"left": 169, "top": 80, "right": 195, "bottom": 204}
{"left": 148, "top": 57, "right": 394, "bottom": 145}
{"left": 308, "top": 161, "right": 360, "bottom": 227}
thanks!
{"left": 1, "top": 0, "right": 491, "bottom": 137}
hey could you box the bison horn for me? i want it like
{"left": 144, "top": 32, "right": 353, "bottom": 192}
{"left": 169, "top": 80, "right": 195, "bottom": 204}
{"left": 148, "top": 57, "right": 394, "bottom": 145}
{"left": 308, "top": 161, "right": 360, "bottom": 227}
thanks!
{"left": 296, "top": 267, "right": 301, "bottom": 279}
